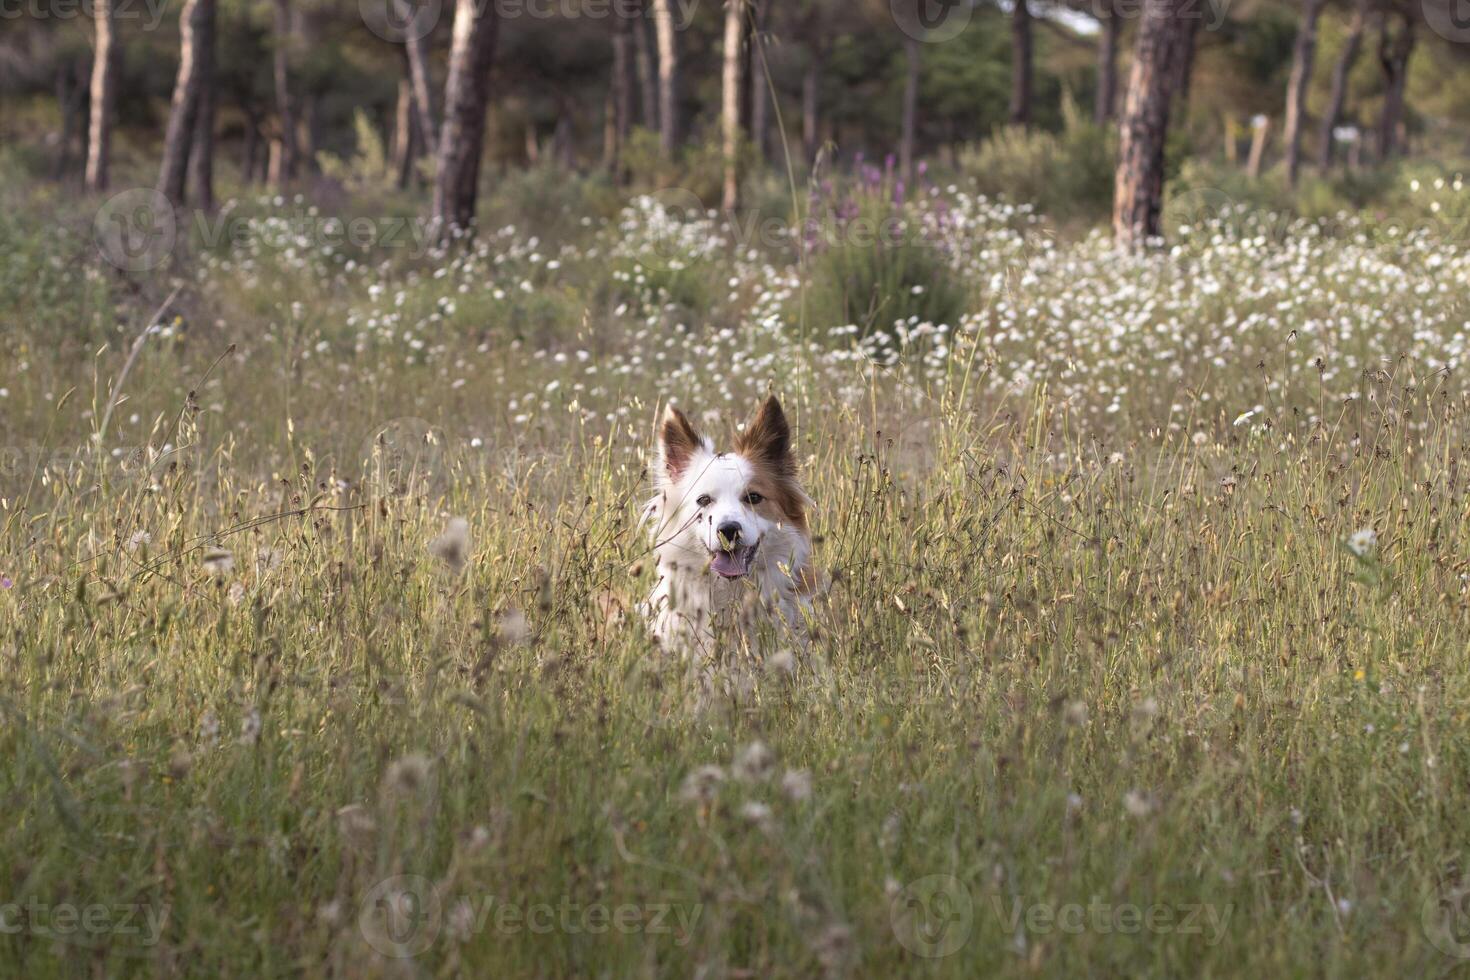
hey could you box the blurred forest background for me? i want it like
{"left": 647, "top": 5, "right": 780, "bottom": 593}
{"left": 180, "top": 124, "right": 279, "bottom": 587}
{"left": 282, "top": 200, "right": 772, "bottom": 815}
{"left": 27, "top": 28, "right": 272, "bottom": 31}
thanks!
{"left": 2, "top": 0, "right": 1469, "bottom": 237}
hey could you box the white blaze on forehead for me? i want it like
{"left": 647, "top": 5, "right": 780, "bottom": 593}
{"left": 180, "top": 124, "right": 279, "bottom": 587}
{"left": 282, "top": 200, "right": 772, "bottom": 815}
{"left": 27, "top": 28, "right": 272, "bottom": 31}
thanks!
{"left": 686, "top": 453, "right": 752, "bottom": 497}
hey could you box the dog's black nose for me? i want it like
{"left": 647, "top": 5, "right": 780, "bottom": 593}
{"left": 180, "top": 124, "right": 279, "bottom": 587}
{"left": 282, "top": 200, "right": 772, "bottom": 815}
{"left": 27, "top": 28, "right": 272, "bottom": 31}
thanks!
{"left": 717, "top": 522, "right": 742, "bottom": 547}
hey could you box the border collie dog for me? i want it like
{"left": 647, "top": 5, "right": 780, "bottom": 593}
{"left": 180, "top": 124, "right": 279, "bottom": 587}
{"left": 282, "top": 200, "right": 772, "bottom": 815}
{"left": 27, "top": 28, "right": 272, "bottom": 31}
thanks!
{"left": 644, "top": 396, "right": 816, "bottom": 663}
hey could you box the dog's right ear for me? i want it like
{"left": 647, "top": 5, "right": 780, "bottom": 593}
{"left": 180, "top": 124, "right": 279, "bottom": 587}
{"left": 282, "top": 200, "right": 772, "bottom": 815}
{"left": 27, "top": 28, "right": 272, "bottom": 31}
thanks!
{"left": 659, "top": 405, "right": 704, "bottom": 482}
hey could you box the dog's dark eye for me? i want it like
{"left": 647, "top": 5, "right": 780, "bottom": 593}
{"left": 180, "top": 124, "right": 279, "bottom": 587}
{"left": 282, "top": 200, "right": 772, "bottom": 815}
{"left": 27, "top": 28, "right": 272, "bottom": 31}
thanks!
{"left": 696, "top": 494, "right": 712, "bottom": 508}
{"left": 743, "top": 492, "right": 764, "bottom": 506}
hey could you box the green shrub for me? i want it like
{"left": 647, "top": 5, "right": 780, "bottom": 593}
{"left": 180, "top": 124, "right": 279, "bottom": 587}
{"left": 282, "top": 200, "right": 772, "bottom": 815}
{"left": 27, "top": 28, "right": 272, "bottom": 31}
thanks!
{"left": 801, "top": 194, "right": 967, "bottom": 342}
{"left": 958, "top": 96, "right": 1115, "bottom": 222}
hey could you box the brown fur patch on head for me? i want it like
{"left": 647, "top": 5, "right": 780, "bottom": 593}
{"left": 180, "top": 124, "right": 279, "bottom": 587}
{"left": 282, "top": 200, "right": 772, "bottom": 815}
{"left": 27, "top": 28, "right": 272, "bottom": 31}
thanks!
{"left": 659, "top": 405, "right": 705, "bottom": 482}
{"left": 735, "top": 396, "right": 808, "bottom": 532}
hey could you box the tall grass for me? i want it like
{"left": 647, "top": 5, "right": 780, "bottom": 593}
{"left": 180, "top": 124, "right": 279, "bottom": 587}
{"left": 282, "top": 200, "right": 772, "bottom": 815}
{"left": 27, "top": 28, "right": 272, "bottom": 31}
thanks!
{"left": 2, "top": 170, "right": 1469, "bottom": 977}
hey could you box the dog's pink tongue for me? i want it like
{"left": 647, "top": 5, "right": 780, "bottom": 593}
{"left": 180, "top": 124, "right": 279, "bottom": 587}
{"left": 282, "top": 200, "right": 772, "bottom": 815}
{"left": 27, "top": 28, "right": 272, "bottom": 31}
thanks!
{"left": 710, "top": 551, "right": 746, "bottom": 578}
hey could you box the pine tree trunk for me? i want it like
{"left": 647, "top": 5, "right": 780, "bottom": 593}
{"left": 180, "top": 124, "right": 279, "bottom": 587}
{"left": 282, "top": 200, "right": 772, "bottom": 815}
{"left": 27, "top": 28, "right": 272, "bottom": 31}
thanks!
{"left": 1094, "top": 0, "right": 1119, "bottom": 124}
{"left": 900, "top": 35, "right": 920, "bottom": 186}
{"left": 634, "top": 3, "right": 659, "bottom": 130}
{"left": 393, "top": 77, "right": 418, "bottom": 188}
{"left": 1375, "top": 10, "right": 1414, "bottom": 161}
{"left": 651, "top": 0, "right": 680, "bottom": 156}
{"left": 85, "top": 0, "right": 117, "bottom": 192}
{"left": 190, "top": 12, "right": 216, "bottom": 213}
{"left": 1316, "top": 0, "right": 1366, "bottom": 170}
{"left": 395, "top": 0, "right": 439, "bottom": 155}
{"left": 57, "top": 62, "right": 88, "bottom": 177}
{"left": 301, "top": 94, "right": 321, "bottom": 174}
{"left": 1246, "top": 115, "right": 1271, "bottom": 177}
{"left": 1282, "top": 0, "right": 1324, "bottom": 187}
{"left": 721, "top": 0, "right": 745, "bottom": 212}
{"left": 748, "top": 0, "right": 770, "bottom": 163}
{"left": 243, "top": 113, "right": 261, "bottom": 184}
{"left": 1009, "top": 0, "right": 1033, "bottom": 127}
{"left": 802, "top": 51, "right": 822, "bottom": 164}
{"left": 1173, "top": 15, "right": 1200, "bottom": 112}
{"left": 608, "top": 5, "right": 634, "bottom": 176}
{"left": 272, "top": 0, "right": 298, "bottom": 189}
{"left": 553, "top": 106, "right": 574, "bottom": 169}
{"left": 433, "top": 0, "right": 499, "bottom": 233}
{"left": 1113, "top": 0, "right": 1195, "bottom": 248}
{"left": 157, "top": 0, "right": 213, "bottom": 208}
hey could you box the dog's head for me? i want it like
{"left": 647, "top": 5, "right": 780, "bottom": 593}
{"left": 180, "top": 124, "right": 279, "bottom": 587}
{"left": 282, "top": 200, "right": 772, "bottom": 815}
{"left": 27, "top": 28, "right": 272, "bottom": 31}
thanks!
{"left": 651, "top": 396, "right": 809, "bottom": 582}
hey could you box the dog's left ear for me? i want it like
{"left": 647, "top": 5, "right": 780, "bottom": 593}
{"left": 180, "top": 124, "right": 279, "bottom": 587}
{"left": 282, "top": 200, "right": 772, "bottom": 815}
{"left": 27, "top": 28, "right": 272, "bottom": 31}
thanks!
{"left": 736, "top": 396, "right": 793, "bottom": 471}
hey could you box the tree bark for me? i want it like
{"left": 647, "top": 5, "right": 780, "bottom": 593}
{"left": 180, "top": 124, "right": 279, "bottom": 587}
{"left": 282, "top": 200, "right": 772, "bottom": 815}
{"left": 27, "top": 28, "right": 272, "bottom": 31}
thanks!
{"left": 651, "top": 0, "right": 681, "bottom": 156}
{"left": 190, "top": 16, "right": 216, "bottom": 212}
{"left": 900, "top": 35, "right": 920, "bottom": 186}
{"left": 553, "top": 107, "right": 574, "bottom": 169}
{"left": 1009, "top": 0, "right": 1033, "bottom": 127}
{"left": 802, "top": 51, "right": 822, "bottom": 164}
{"left": 58, "top": 61, "right": 88, "bottom": 177}
{"left": 393, "top": 77, "right": 418, "bottom": 188}
{"left": 1246, "top": 114, "right": 1271, "bottom": 177}
{"left": 433, "top": 0, "right": 499, "bottom": 233}
{"left": 1316, "top": 0, "right": 1366, "bottom": 170}
{"left": 1282, "top": 0, "right": 1325, "bottom": 187}
{"left": 157, "top": 0, "right": 213, "bottom": 208}
{"left": 243, "top": 112, "right": 262, "bottom": 184}
{"left": 85, "top": 0, "right": 118, "bottom": 191}
{"left": 1094, "top": 0, "right": 1119, "bottom": 124}
{"left": 721, "top": 0, "right": 745, "bottom": 211}
{"left": 634, "top": 2, "right": 659, "bottom": 130}
{"left": 608, "top": 4, "right": 634, "bottom": 176}
{"left": 394, "top": 0, "right": 439, "bottom": 156}
{"left": 1376, "top": 8, "right": 1414, "bottom": 161}
{"left": 1173, "top": 15, "right": 1201, "bottom": 113}
{"left": 1113, "top": 0, "right": 1195, "bottom": 248}
{"left": 748, "top": 0, "right": 770, "bottom": 162}
{"left": 272, "top": 0, "right": 298, "bottom": 189}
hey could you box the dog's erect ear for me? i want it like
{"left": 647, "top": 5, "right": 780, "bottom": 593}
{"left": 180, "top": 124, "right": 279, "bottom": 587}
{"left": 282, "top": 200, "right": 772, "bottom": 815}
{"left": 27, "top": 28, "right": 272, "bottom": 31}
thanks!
{"left": 736, "top": 396, "right": 792, "bottom": 471}
{"left": 659, "top": 405, "right": 704, "bottom": 481}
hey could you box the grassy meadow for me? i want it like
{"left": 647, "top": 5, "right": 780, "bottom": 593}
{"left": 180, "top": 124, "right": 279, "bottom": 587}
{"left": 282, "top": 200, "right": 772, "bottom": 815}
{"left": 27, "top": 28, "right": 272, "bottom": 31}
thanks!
{"left": 3, "top": 161, "right": 1470, "bottom": 977}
